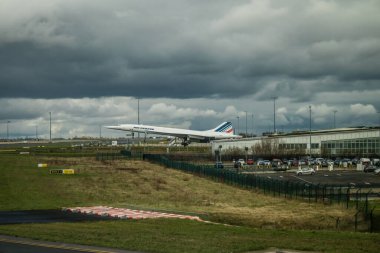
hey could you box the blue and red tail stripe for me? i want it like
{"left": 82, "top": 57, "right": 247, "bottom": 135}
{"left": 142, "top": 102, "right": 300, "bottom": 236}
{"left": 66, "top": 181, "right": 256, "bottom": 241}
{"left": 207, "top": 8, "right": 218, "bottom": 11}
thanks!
{"left": 214, "top": 122, "right": 233, "bottom": 133}
{"left": 225, "top": 128, "right": 234, "bottom": 133}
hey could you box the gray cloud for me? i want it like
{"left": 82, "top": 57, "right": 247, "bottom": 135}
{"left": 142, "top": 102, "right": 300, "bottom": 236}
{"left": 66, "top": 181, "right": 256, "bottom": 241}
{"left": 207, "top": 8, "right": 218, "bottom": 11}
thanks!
{"left": 0, "top": 0, "right": 379, "bottom": 101}
{"left": 1, "top": 1, "right": 380, "bottom": 138}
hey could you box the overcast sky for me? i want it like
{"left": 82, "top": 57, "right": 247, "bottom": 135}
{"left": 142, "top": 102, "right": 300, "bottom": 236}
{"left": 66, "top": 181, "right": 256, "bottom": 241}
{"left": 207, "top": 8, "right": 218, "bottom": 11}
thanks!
{"left": 1, "top": 0, "right": 380, "bottom": 139}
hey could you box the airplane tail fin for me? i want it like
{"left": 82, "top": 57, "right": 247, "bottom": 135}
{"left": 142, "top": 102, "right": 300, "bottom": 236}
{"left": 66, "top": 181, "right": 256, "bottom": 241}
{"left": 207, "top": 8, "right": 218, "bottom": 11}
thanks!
{"left": 211, "top": 122, "right": 234, "bottom": 134}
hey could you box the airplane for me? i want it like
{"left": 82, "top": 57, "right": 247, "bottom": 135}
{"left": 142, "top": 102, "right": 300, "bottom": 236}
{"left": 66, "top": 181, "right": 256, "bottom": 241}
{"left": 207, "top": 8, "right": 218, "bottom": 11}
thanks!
{"left": 105, "top": 121, "right": 242, "bottom": 146}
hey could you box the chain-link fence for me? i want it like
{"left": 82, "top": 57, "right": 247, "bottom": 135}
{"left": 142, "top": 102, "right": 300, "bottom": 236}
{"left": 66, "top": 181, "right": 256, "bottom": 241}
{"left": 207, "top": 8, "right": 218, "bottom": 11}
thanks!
{"left": 97, "top": 151, "right": 378, "bottom": 232}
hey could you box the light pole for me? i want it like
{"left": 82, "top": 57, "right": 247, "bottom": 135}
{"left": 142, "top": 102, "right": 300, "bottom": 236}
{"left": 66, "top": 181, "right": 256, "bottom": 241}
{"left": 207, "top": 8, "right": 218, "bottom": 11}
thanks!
{"left": 271, "top": 96, "right": 278, "bottom": 133}
{"left": 251, "top": 113, "right": 254, "bottom": 137}
{"left": 377, "top": 112, "right": 380, "bottom": 126}
{"left": 309, "top": 105, "right": 312, "bottom": 158}
{"left": 333, "top": 110, "right": 338, "bottom": 128}
{"left": 7, "top": 121, "right": 10, "bottom": 140}
{"left": 49, "top": 112, "right": 52, "bottom": 142}
{"left": 35, "top": 125, "right": 38, "bottom": 140}
{"left": 137, "top": 98, "right": 140, "bottom": 140}
{"left": 137, "top": 98, "right": 140, "bottom": 125}
{"left": 236, "top": 116, "right": 240, "bottom": 135}
{"left": 245, "top": 111, "right": 248, "bottom": 137}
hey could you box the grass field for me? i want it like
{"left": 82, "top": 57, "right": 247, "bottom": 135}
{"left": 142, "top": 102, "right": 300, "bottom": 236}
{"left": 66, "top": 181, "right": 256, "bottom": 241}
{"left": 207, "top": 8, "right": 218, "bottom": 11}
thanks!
{"left": 1, "top": 219, "right": 380, "bottom": 253}
{"left": 1, "top": 154, "right": 379, "bottom": 252}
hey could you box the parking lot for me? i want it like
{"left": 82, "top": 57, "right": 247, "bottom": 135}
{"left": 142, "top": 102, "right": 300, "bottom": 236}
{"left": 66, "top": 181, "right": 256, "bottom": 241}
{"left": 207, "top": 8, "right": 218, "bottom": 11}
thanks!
{"left": 250, "top": 169, "right": 380, "bottom": 188}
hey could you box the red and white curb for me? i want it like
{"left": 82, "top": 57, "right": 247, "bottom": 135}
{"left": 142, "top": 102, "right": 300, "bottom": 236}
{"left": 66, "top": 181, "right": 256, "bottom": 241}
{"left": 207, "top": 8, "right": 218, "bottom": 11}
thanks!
{"left": 62, "top": 206, "right": 202, "bottom": 221}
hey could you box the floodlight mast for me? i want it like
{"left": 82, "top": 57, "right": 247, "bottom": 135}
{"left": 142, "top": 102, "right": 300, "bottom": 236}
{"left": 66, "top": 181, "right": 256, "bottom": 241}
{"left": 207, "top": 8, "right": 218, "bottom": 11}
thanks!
{"left": 251, "top": 113, "right": 254, "bottom": 137}
{"left": 245, "top": 111, "right": 248, "bottom": 137}
{"left": 236, "top": 116, "right": 240, "bottom": 135}
{"left": 7, "top": 121, "right": 10, "bottom": 140}
{"left": 49, "top": 112, "right": 52, "bottom": 142}
{"left": 333, "top": 110, "right": 338, "bottom": 128}
{"left": 271, "top": 96, "right": 278, "bottom": 133}
{"left": 137, "top": 98, "right": 140, "bottom": 140}
{"left": 309, "top": 105, "right": 312, "bottom": 158}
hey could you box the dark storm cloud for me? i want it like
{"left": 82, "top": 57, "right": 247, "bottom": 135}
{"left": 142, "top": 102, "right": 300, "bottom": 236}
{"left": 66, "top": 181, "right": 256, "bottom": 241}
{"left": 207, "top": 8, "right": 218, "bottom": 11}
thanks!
{"left": 0, "top": 0, "right": 380, "bottom": 100}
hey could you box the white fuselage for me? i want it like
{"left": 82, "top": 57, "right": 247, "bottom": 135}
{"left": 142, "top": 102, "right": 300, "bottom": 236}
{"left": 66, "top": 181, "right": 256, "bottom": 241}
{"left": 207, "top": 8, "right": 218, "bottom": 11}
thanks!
{"left": 106, "top": 123, "right": 241, "bottom": 141}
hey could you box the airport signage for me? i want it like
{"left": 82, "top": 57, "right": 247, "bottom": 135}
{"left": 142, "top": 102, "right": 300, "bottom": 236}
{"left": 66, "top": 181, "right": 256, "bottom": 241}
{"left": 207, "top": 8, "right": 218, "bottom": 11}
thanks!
{"left": 49, "top": 169, "right": 75, "bottom": 174}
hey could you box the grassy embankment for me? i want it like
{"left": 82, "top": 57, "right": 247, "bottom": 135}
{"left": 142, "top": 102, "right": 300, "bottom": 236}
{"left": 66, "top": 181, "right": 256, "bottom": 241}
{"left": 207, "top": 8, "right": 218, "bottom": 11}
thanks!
{"left": 0, "top": 154, "right": 379, "bottom": 252}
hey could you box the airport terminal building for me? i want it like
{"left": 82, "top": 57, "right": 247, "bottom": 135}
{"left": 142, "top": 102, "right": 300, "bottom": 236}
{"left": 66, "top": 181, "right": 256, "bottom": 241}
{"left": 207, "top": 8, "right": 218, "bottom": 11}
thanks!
{"left": 212, "top": 127, "right": 380, "bottom": 158}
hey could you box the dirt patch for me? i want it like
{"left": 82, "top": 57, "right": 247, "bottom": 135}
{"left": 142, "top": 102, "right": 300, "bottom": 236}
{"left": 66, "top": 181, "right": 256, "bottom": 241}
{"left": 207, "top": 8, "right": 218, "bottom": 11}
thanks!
{"left": 115, "top": 167, "right": 141, "bottom": 173}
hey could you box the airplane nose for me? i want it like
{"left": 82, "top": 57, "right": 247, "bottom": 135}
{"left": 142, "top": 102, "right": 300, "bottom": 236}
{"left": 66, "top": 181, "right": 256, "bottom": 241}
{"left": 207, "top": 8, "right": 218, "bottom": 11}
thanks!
{"left": 104, "top": 125, "right": 120, "bottom": 129}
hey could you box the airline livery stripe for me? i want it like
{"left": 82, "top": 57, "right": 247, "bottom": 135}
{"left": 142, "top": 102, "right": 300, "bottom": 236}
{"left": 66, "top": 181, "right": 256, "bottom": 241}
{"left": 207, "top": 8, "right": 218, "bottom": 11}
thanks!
{"left": 215, "top": 122, "right": 229, "bottom": 132}
{"left": 215, "top": 122, "right": 232, "bottom": 132}
{"left": 217, "top": 126, "right": 232, "bottom": 132}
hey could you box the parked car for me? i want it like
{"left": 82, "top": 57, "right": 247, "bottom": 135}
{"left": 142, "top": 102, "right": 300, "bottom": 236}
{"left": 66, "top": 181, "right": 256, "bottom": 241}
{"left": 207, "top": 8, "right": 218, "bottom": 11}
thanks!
{"left": 341, "top": 158, "right": 352, "bottom": 166}
{"left": 237, "top": 159, "right": 246, "bottom": 166}
{"left": 214, "top": 161, "right": 224, "bottom": 169}
{"left": 257, "top": 160, "right": 270, "bottom": 166}
{"left": 271, "top": 159, "right": 283, "bottom": 167}
{"left": 298, "top": 159, "right": 307, "bottom": 166}
{"left": 247, "top": 159, "right": 254, "bottom": 165}
{"left": 291, "top": 159, "right": 299, "bottom": 167}
{"left": 296, "top": 167, "right": 315, "bottom": 176}
{"left": 375, "top": 168, "right": 380, "bottom": 175}
{"left": 307, "top": 158, "right": 316, "bottom": 165}
{"left": 315, "top": 158, "right": 324, "bottom": 165}
{"left": 273, "top": 163, "right": 288, "bottom": 171}
{"left": 360, "top": 158, "right": 371, "bottom": 166}
{"left": 334, "top": 159, "right": 341, "bottom": 166}
{"left": 320, "top": 159, "right": 328, "bottom": 167}
{"left": 364, "top": 165, "right": 376, "bottom": 173}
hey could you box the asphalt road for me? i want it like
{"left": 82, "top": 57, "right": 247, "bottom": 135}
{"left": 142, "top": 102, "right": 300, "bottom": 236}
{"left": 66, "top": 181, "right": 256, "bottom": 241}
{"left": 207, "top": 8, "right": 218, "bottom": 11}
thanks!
{"left": 255, "top": 170, "right": 380, "bottom": 187}
{"left": 0, "top": 210, "right": 118, "bottom": 225}
{"left": 0, "top": 235, "right": 140, "bottom": 253}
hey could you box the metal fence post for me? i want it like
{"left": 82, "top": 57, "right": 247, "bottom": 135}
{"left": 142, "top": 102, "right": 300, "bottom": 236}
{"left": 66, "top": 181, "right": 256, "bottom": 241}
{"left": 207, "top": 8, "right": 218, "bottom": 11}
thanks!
{"left": 356, "top": 188, "right": 361, "bottom": 210}
{"left": 355, "top": 211, "right": 360, "bottom": 232}
{"left": 369, "top": 207, "right": 375, "bottom": 233}
{"left": 364, "top": 190, "right": 372, "bottom": 219}
{"left": 315, "top": 184, "right": 319, "bottom": 203}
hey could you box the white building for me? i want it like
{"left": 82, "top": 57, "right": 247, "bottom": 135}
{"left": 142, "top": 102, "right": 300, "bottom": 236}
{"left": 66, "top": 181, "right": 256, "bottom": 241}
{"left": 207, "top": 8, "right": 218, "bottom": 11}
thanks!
{"left": 212, "top": 127, "right": 380, "bottom": 158}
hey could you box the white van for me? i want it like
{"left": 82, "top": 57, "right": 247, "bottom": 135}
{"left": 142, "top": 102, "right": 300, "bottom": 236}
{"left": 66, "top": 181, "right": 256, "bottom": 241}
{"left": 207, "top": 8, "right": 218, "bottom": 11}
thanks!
{"left": 357, "top": 158, "right": 371, "bottom": 171}
{"left": 360, "top": 158, "right": 370, "bottom": 165}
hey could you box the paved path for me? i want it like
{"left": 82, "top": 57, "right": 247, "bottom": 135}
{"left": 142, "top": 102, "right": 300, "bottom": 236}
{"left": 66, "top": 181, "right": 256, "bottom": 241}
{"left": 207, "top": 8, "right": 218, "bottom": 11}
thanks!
{"left": 0, "top": 209, "right": 118, "bottom": 225}
{"left": 0, "top": 235, "right": 141, "bottom": 253}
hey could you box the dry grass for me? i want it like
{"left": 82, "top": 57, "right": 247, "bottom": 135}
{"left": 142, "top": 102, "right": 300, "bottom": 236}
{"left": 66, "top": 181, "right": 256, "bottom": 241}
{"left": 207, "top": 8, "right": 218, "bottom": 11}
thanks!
{"left": 70, "top": 158, "right": 357, "bottom": 230}
{"left": 3, "top": 156, "right": 357, "bottom": 230}
{"left": 2, "top": 155, "right": 379, "bottom": 253}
